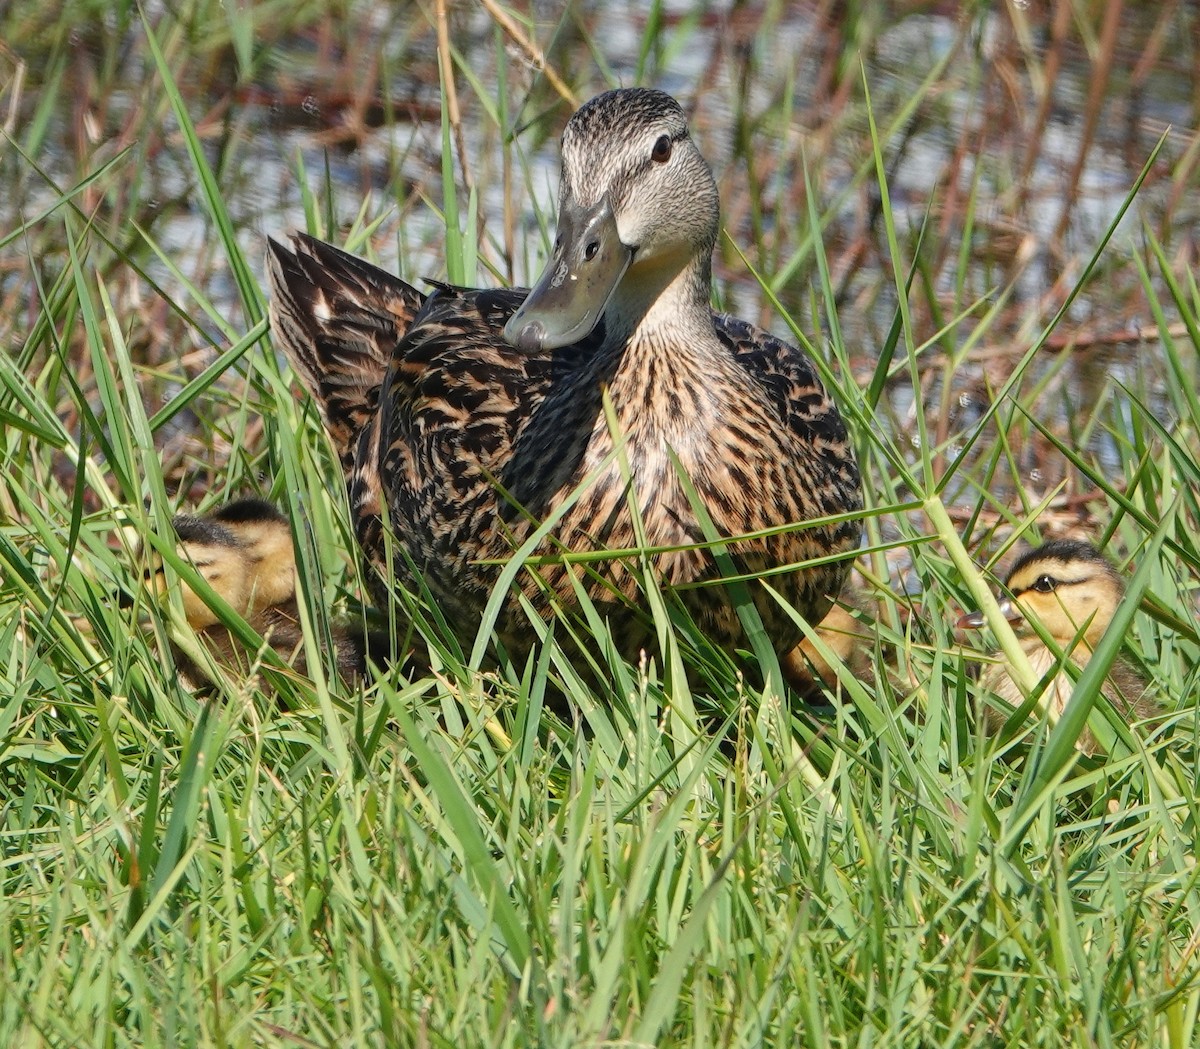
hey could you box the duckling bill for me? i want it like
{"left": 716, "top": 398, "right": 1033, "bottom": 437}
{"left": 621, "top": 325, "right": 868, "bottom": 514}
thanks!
{"left": 267, "top": 87, "right": 862, "bottom": 667}
{"left": 959, "top": 538, "right": 1157, "bottom": 753}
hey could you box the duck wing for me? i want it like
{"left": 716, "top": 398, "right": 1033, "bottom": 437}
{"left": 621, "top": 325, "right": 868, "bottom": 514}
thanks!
{"left": 266, "top": 233, "right": 426, "bottom": 473}
{"left": 368, "top": 285, "right": 603, "bottom": 570}
{"left": 713, "top": 311, "right": 862, "bottom": 524}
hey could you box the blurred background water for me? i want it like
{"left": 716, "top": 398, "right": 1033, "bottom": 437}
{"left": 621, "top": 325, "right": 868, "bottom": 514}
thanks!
{"left": 1, "top": 1, "right": 1197, "bottom": 510}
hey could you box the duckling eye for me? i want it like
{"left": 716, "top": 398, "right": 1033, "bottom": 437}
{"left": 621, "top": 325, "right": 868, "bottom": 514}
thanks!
{"left": 1031, "top": 574, "right": 1057, "bottom": 593}
{"left": 651, "top": 134, "right": 672, "bottom": 163}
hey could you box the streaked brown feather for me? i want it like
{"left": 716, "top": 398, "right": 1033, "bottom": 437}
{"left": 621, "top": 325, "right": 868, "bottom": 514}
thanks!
{"left": 269, "top": 244, "right": 861, "bottom": 662}
{"left": 266, "top": 89, "right": 863, "bottom": 667}
{"left": 265, "top": 235, "right": 424, "bottom": 476}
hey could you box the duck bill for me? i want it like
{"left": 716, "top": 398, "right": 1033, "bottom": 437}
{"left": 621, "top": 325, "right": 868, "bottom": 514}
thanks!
{"left": 956, "top": 598, "right": 1019, "bottom": 631}
{"left": 504, "top": 196, "right": 633, "bottom": 351}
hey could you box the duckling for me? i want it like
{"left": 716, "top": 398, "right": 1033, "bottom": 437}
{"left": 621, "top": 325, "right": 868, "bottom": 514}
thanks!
{"left": 958, "top": 538, "right": 1157, "bottom": 753}
{"left": 267, "top": 87, "right": 862, "bottom": 669}
{"left": 783, "top": 593, "right": 875, "bottom": 698}
{"left": 146, "top": 499, "right": 375, "bottom": 687}
{"left": 163, "top": 500, "right": 294, "bottom": 629}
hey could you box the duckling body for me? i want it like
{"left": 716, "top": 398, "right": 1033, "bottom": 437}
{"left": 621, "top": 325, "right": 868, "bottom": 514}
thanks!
{"left": 782, "top": 594, "right": 875, "bottom": 697}
{"left": 268, "top": 88, "right": 861, "bottom": 664}
{"left": 960, "top": 539, "right": 1157, "bottom": 753}
{"left": 151, "top": 499, "right": 373, "bottom": 686}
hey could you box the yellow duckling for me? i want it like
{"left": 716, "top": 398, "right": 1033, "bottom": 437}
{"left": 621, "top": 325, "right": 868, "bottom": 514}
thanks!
{"left": 958, "top": 538, "right": 1157, "bottom": 753}
{"left": 782, "top": 594, "right": 875, "bottom": 697}
{"left": 146, "top": 499, "right": 375, "bottom": 687}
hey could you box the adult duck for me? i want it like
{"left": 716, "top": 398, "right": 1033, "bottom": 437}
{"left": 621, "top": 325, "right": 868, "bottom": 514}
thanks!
{"left": 267, "top": 87, "right": 862, "bottom": 665}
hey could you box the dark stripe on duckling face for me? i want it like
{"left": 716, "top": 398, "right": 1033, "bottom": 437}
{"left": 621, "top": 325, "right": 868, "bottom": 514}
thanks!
{"left": 1004, "top": 538, "right": 1112, "bottom": 583}
{"left": 1009, "top": 571, "right": 1093, "bottom": 598}
{"left": 999, "top": 539, "right": 1125, "bottom": 647}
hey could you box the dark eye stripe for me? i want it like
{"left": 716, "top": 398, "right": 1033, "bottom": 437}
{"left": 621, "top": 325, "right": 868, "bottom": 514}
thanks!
{"left": 1014, "top": 575, "right": 1089, "bottom": 597}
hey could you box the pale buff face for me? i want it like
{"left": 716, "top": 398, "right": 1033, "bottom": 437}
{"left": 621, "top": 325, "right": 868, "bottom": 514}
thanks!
{"left": 558, "top": 88, "right": 719, "bottom": 276}
{"left": 505, "top": 88, "right": 723, "bottom": 352}
{"left": 1000, "top": 549, "right": 1124, "bottom": 649}
{"left": 146, "top": 506, "right": 296, "bottom": 629}
{"left": 146, "top": 536, "right": 250, "bottom": 629}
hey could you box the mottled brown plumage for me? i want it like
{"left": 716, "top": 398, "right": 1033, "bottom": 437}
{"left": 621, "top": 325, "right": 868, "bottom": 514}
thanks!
{"left": 149, "top": 499, "right": 374, "bottom": 687}
{"left": 959, "top": 539, "right": 1158, "bottom": 754}
{"left": 267, "top": 88, "right": 862, "bottom": 665}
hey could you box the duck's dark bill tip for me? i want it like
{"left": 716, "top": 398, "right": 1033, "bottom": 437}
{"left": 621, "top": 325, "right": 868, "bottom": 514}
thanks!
{"left": 505, "top": 318, "right": 548, "bottom": 352}
{"left": 957, "top": 610, "right": 987, "bottom": 630}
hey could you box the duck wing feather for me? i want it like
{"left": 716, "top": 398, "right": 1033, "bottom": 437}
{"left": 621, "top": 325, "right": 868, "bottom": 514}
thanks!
{"left": 266, "top": 233, "right": 425, "bottom": 474}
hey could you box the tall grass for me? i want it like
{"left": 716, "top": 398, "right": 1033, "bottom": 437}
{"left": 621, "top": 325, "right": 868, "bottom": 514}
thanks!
{"left": 2, "top": 2, "right": 1199, "bottom": 1046}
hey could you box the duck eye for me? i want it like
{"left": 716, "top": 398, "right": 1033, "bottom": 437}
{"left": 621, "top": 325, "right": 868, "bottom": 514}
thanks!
{"left": 1031, "top": 574, "right": 1056, "bottom": 593}
{"left": 651, "top": 134, "right": 672, "bottom": 163}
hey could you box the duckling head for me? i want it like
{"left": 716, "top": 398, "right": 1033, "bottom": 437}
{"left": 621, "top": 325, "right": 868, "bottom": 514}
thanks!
{"left": 206, "top": 499, "right": 297, "bottom": 612}
{"left": 146, "top": 500, "right": 297, "bottom": 629}
{"left": 505, "top": 88, "right": 720, "bottom": 351}
{"left": 155, "top": 515, "right": 251, "bottom": 629}
{"left": 961, "top": 539, "right": 1125, "bottom": 649}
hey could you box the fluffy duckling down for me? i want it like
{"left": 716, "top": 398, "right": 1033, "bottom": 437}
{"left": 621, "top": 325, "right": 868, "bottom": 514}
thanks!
{"left": 146, "top": 499, "right": 375, "bottom": 687}
{"left": 959, "top": 538, "right": 1158, "bottom": 754}
{"left": 782, "top": 594, "right": 876, "bottom": 698}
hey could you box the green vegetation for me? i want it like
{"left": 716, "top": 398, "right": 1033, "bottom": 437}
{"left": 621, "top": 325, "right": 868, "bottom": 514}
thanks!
{"left": 1, "top": 2, "right": 1198, "bottom": 1046}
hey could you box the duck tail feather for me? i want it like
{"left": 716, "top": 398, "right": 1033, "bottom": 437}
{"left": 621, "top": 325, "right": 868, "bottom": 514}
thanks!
{"left": 265, "top": 233, "right": 425, "bottom": 470}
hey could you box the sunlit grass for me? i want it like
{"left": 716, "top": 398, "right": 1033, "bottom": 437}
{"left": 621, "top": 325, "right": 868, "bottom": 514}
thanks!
{"left": 2, "top": 3, "right": 1199, "bottom": 1047}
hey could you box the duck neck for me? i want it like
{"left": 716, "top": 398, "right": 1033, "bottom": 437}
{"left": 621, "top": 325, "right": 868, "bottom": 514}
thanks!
{"left": 601, "top": 250, "right": 715, "bottom": 354}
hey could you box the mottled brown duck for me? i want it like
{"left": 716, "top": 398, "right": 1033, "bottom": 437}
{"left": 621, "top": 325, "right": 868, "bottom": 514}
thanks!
{"left": 266, "top": 87, "right": 862, "bottom": 666}
{"left": 958, "top": 538, "right": 1158, "bottom": 754}
{"left": 148, "top": 499, "right": 373, "bottom": 686}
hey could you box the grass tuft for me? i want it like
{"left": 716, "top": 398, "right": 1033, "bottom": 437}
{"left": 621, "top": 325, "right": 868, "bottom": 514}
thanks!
{"left": 1, "top": 3, "right": 1199, "bottom": 1046}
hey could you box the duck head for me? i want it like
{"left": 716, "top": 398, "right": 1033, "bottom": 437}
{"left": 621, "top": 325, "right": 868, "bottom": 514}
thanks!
{"left": 151, "top": 515, "right": 251, "bottom": 629}
{"left": 206, "top": 499, "right": 297, "bottom": 611}
{"left": 146, "top": 500, "right": 297, "bottom": 628}
{"left": 504, "top": 88, "right": 720, "bottom": 351}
